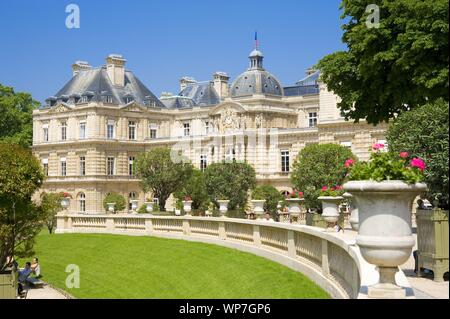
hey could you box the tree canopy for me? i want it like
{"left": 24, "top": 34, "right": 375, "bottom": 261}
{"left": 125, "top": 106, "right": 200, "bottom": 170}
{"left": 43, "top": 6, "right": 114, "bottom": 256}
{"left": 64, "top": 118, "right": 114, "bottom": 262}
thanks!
{"left": 291, "top": 144, "right": 356, "bottom": 210}
{"left": 387, "top": 99, "right": 449, "bottom": 209}
{"left": 0, "top": 84, "right": 39, "bottom": 148}
{"left": 174, "top": 169, "right": 210, "bottom": 211}
{"left": 318, "top": 0, "right": 449, "bottom": 125}
{"left": 0, "top": 143, "right": 45, "bottom": 270}
{"left": 204, "top": 161, "right": 256, "bottom": 211}
{"left": 136, "top": 147, "right": 193, "bottom": 211}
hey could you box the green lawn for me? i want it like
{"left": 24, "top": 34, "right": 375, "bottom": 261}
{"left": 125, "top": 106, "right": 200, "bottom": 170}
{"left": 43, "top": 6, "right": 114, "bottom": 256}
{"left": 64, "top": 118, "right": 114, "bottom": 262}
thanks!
{"left": 31, "top": 232, "right": 330, "bottom": 299}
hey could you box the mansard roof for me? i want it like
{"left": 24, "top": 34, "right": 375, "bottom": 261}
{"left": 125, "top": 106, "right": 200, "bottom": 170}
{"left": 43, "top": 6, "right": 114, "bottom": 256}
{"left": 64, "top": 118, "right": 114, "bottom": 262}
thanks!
{"left": 161, "top": 81, "right": 221, "bottom": 109}
{"left": 44, "top": 67, "right": 164, "bottom": 108}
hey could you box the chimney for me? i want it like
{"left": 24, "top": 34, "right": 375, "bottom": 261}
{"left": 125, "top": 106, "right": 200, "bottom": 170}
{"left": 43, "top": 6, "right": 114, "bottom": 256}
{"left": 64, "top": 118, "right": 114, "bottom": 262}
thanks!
{"left": 72, "top": 61, "right": 91, "bottom": 76}
{"left": 180, "top": 77, "right": 196, "bottom": 92}
{"left": 213, "top": 72, "right": 230, "bottom": 99}
{"left": 106, "top": 54, "right": 127, "bottom": 87}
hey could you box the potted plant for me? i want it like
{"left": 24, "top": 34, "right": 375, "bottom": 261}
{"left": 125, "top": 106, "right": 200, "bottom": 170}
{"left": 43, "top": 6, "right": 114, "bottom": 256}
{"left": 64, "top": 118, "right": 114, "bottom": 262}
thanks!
{"left": 182, "top": 196, "right": 193, "bottom": 216}
{"left": 144, "top": 199, "right": 154, "bottom": 213}
{"left": 251, "top": 189, "right": 266, "bottom": 220}
{"left": 285, "top": 190, "right": 304, "bottom": 222}
{"left": 344, "top": 144, "right": 427, "bottom": 298}
{"left": 318, "top": 186, "right": 344, "bottom": 231}
{"left": 106, "top": 202, "right": 116, "bottom": 213}
{"left": 217, "top": 198, "right": 230, "bottom": 218}
{"left": 130, "top": 200, "right": 139, "bottom": 213}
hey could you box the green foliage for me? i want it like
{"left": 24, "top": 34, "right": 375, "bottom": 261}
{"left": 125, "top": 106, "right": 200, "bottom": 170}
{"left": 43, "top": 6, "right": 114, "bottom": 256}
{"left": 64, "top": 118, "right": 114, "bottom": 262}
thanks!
{"left": 136, "top": 147, "right": 193, "bottom": 211}
{"left": 0, "top": 143, "right": 45, "bottom": 270}
{"left": 0, "top": 84, "right": 39, "bottom": 148}
{"left": 319, "top": 186, "right": 345, "bottom": 197}
{"left": 174, "top": 169, "right": 209, "bottom": 210}
{"left": 291, "top": 144, "right": 356, "bottom": 210}
{"left": 40, "top": 192, "right": 63, "bottom": 234}
{"left": 347, "top": 151, "right": 425, "bottom": 184}
{"left": 204, "top": 161, "right": 256, "bottom": 210}
{"left": 102, "top": 193, "right": 126, "bottom": 213}
{"left": 317, "top": 0, "right": 449, "bottom": 125}
{"left": 252, "top": 185, "right": 284, "bottom": 220}
{"left": 387, "top": 99, "right": 449, "bottom": 208}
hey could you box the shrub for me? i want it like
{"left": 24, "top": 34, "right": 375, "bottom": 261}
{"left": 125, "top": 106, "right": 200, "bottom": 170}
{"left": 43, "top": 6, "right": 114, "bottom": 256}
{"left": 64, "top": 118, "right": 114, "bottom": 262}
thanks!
{"left": 252, "top": 185, "right": 283, "bottom": 220}
{"left": 103, "top": 193, "right": 126, "bottom": 213}
{"left": 174, "top": 169, "right": 209, "bottom": 211}
{"left": 204, "top": 161, "right": 256, "bottom": 210}
{"left": 387, "top": 99, "right": 449, "bottom": 208}
{"left": 291, "top": 144, "right": 356, "bottom": 210}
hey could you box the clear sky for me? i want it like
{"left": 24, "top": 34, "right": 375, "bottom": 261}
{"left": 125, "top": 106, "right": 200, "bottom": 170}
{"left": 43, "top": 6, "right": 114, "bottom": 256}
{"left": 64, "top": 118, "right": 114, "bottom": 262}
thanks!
{"left": 0, "top": 0, "right": 346, "bottom": 104}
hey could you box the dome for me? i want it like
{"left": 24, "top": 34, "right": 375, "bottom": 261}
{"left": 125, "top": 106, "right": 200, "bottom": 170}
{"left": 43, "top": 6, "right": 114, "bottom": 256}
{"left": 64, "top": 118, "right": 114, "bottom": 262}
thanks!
{"left": 231, "top": 49, "right": 283, "bottom": 98}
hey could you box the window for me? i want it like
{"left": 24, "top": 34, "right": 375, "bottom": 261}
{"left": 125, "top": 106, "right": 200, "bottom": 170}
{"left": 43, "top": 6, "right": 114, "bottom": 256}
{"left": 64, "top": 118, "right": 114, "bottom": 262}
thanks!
{"left": 79, "top": 121, "right": 86, "bottom": 139}
{"left": 107, "top": 157, "right": 115, "bottom": 176}
{"left": 43, "top": 124, "right": 49, "bottom": 142}
{"left": 61, "top": 122, "right": 67, "bottom": 141}
{"left": 281, "top": 151, "right": 290, "bottom": 173}
{"left": 129, "top": 192, "right": 137, "bottom": 211}
{"left": 205, "top": 121, "right": 211, "bottom": 135}
{"left": 308, "top": 112, "right": 318, "bottom": 128}
{"left": 225, "top": 148, "right": 236, "bottom": 162}
{"left": 129, "top": 157, "right": 135, "bottom": 177}
{"left": 125, "top": 96, "right": 134, "bottom": 104}
{"left": 107, "top": 120, "right": 115, "bottom": 139}
{"left": 60, "top": 158, "right": 67, "bottom": 176}
{"left": 128, "top": 121, "right": 136, "bottom": 140}
{"left": 42, "top": 159, "right": 49, "bottom": 176}
{"left": 183, "top": 122, "right": 190, "bottom": 137}
{"left": 80, "top": 156, "right": 86, "bottom": 176}
{"left": 149, "top": 123, "right": 158, "bottom": 139}
{"left": 103, "top": 95, "right": 113, "bottom": 104}
{"left": 78, "top": 193, "right": 86, "bottom": 213}
{"left": 200, "top": 155, "right": 207, "bottom": 171}
{"left": 81, "top": 96, "right": 89, "bottom": 103}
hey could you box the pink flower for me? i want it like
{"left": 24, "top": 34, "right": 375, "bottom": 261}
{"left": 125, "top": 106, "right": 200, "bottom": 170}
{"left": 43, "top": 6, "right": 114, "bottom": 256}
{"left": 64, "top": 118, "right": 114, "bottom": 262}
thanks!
{"left": 410, "top": 158, "right": 426, "bottom": 172}
{"left": 321, "top": 186, "right": 328, "bottom": 191}
{"left": 399, "top": 152, "right": 409, "bottom": 159}
{"left": 330, "top": 187, "right": 335, "bottom": 191}
{"left": 298, "top": 192, "right": 304, "bottom": 198}
{"left": 335, "top": 186, "right": 343, "bottom": 190}
{"left": 372, "top": 143, "right": 385, "bottom": 151}
{"left": 345, "top": 159, "right": 355, "bottom": 168}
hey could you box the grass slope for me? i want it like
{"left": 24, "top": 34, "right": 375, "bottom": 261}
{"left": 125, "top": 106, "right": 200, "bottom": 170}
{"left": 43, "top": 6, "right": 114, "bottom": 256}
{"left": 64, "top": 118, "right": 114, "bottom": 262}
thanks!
{"left": 32, "top": 232, "right": 330, "bottom": 299}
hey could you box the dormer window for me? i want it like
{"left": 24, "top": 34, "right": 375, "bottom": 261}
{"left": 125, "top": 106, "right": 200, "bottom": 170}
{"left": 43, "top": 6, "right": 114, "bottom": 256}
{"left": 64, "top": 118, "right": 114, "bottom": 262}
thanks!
{"left": 124, "top": 95, "right": 134, "bottom": 104}
{"left": 46, "top": 97, "right": 57, "bottom": 107}
{"left": 81, "top": 96, "right": 89, "bottom": 103}
{"left": 102, "top": 95, "right": 113, "bottom": 104}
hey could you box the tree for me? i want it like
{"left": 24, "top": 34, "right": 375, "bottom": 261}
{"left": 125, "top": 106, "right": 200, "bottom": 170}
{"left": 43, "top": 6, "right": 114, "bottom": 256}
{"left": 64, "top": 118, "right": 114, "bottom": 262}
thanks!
{"left": 0, "top": 143, "right": 45, "bottom": 270}
{"left": 40, "top": 192, "right": 63, "bottom": 234}
{"left": 387, "top": 99, "right": 449, "bottom": 209}
{"left": 136, "top": 147, "right": 193, "bottom": 211}
{"left": 0, "top": 84, "right": 39, "bottom": 148}
{"left": 291, "top": 144, "right": 356, "bottom": 210}
{"left": 252, "top": 185, "right": 283, "bottom": 220}
{"left": 317, "top": 0, "right": 448, "bottom": 125}
{"left": 204, "top": 161, "right": 256, "bottom": 210}
{"left": 174, "top": 169, "right": 209, "bottom": 210}
{"left": 103, "top": 192, "right": 126, "bottom": 213}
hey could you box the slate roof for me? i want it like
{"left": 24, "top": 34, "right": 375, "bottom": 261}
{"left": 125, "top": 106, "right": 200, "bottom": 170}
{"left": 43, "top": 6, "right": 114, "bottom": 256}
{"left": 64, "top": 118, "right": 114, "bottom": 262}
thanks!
{"left": 283, "top": 71, "right": 321, "bottom": 97}
{"left": 43, "top": 67, "right": 164, "bottom": 108}
{"left": 161, "top": 81, "right": 221, "bottom": 109}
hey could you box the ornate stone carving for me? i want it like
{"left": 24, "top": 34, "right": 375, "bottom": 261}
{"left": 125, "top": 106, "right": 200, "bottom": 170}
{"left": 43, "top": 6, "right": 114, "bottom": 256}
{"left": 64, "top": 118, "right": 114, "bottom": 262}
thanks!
{"left": 220, "top": 108, "right": 239, "bottom": 130}
{"left": 255, "top": 113, "right": 264, "bottom": 129}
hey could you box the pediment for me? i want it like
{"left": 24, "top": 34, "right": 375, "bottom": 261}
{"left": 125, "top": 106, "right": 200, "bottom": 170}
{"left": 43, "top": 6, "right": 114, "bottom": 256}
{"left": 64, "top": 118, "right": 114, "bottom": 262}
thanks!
{"left": 48, "top": 103, "right": 74, "bottom": 114}
{"left": 209, "top": 101, "right": 248, "bottom": 116}
{"left": 119, "top": 102, "right": 146, "bottom": 112}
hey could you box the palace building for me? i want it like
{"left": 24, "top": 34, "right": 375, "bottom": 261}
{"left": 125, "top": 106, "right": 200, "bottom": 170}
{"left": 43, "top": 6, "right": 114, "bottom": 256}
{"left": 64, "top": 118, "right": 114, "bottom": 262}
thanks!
{"left": 32, "top": 47, "right": 387, "bottom": 214}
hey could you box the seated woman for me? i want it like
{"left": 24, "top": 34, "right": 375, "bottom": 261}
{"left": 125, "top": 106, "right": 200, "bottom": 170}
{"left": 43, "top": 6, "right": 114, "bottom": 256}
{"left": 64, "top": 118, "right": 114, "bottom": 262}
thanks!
{"left": 31, "top": 258, "right": 41, "bottom": 277}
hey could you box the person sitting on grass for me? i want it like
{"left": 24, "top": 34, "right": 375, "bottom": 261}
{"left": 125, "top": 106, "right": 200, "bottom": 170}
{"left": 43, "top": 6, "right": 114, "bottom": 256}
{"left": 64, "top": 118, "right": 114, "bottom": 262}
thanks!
{"left": 31, "top": 258, "right": 41, "bottom": 277}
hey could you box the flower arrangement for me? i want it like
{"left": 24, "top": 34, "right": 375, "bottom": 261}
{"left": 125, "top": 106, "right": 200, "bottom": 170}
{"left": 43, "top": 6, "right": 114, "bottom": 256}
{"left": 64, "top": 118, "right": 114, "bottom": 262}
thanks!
{"left": 346, "top": 144, "right": 426, "bottom": 183}
{"left": 320, "top": 185, "right": 344, "bottom": 197}
{"left": 287, "top": 190, "right": 304, "bottom": 199}
{"left": 59, "top": 192, "right": 72, "bottom": 199}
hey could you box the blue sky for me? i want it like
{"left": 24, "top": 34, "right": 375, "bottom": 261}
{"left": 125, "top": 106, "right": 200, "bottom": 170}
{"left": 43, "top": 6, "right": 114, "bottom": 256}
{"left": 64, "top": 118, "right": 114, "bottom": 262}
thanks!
{"left": 0, "top": 0, "right": 346, "bottom": 104}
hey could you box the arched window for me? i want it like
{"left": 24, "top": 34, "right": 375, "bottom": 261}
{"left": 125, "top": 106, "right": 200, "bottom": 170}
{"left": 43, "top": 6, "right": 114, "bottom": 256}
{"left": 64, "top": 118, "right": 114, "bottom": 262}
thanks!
{"left": 78, "top": 193, "right": 86, "bottom": 213}
{"left": 281, "top": 190, "right": 290, "bottom": 199}
{"left": 128, "top": 192, "right": 137, "bottom": 211}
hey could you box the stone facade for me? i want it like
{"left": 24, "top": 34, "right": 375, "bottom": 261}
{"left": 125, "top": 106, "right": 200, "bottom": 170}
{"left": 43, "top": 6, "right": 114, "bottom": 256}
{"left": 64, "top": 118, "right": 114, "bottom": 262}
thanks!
{"left": 32, "top": 50, "right": 388, "bottom": 214}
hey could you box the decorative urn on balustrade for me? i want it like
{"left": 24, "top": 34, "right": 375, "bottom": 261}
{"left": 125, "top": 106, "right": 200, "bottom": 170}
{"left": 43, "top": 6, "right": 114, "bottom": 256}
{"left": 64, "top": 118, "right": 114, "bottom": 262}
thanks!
{"left": 251, "top": 200, "right": 266, "bottom": 219}
{"left": 217, "top": 200, "right": 230, "bottom": 218}
{"left": 182, "top": 197, "right": 193, "bottom": 216}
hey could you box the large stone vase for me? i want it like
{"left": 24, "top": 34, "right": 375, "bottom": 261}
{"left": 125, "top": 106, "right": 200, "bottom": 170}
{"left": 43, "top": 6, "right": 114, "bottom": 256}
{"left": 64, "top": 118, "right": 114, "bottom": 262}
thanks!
{"left": 318, "top": 196, "right": 343, "bottom": 231}
{"left": 343, "top": 192, "right": 359, "bottom": 231}
{"left": 251, "top": 200, "right": 266, "bottom": 219}
{"left": 344, "top": 180, "right": 427, "bottom": 298}
{"left": 217, "top": 200, "right": 230, "bottom": 218}
{"left": 183, "top": 200, "right": 193, "bottom": 216}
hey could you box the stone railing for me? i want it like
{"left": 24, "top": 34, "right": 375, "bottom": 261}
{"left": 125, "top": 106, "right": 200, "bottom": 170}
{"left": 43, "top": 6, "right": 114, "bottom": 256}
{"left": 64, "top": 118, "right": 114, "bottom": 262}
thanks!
{"left": 56, "top": 213, "right": 415, "bottom": 299}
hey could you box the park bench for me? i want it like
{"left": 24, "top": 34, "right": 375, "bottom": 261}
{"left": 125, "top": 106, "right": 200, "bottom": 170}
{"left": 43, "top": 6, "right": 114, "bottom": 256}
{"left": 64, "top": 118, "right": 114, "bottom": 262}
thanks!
{"left": 26, "top": 277, "right": 45, "bottom": 288}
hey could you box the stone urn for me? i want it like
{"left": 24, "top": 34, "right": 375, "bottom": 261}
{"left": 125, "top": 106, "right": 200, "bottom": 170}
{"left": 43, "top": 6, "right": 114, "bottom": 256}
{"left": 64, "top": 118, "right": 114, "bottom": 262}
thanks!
{"left": 343, "top": 192, "right": 359, "bottom": 231}
{"left": 286, "top": 198, "right": 303, "bottom": 214}
{"left": 107, "top": 203, "right": 116, "bottom": 214}
{"left": 251, "top": 200, "right": 266, "bottom": 219}
{"left": 318, "top": 196, "right": 343, "bottom": 231}
{"left": 344, "top": 180, "right": 427, "bottom": 298}
{"left": 183, "top": 200, "right": 193, "bottom": 216}
{"left": 217, "top": 200, "right": 230, "bottom": 218}
{"left": 60, "top": 197, "right": 70, "bottom": 210}
{"left": 130, "top": 200, "right": 139, "bottom": 213}
{"left": 145, "top": 202, "right": 154, "bottom": 213}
